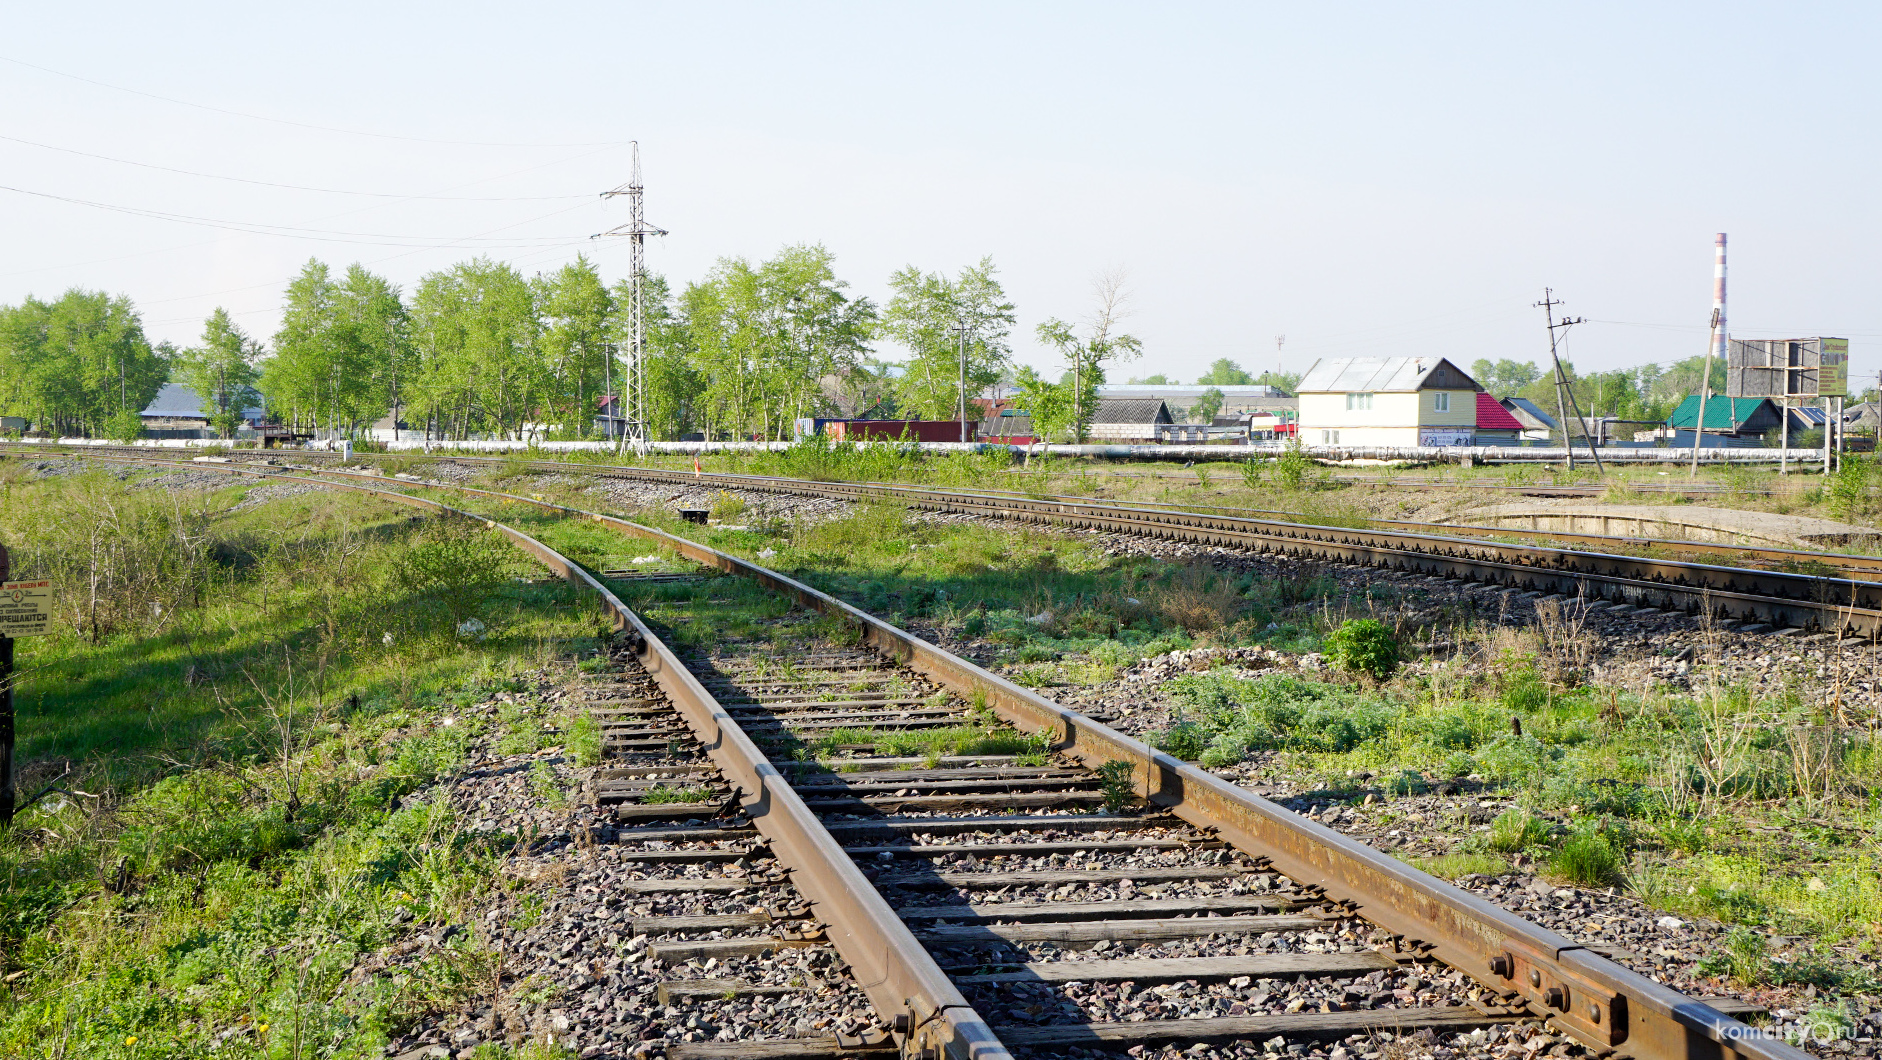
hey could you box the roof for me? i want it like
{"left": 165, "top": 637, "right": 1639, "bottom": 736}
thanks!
{"left": 1499, "top": 397, "right": 1559, "bottom": 431}
{"left": 1090, "top": 397, "right": 1174, "bottom": 425}
{"left": 1100, "top": 385, "right": 1292, "bottom": 398}
{"left": 1296, "top": 357, "right": 1480, "bottom": 394}
{"left": 1474, "top": 392, "right": 1524, "bottom": 431}
{"left": 1786, "top": 406, "right": 1829, "bottom": 428}
{"left": 140, "top": 382, "right": 263, "bottom": 420}
{"left": 979, "top": 414, "right": 1034, "bottom": 437}
{"left": 1666, "top": 395, "right": 1779, "bottom": 430}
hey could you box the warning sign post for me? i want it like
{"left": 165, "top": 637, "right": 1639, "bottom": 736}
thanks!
{"left": 0, "top": 579, "right": 51, "bottom": 640}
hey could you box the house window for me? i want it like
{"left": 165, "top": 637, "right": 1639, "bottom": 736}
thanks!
{"left": 1322, "top": 429, "right": 1339, "bottom": 444}
{"left": 1344, "top": 393, "right": 1372, "bottom": 411}
{"left": 1433, "top": 392, "right": 1450, "bottom": 412}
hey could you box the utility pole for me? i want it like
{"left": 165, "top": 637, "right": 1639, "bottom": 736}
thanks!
{"left": 953, "top": 320, "right": 971, "bottom": 443}
{"left": 1535, "top": 290, "right": 1602, "bottom": 473}
{"left": 594, "top": 142, "right": 668, "bottom": 454}
{"left": 1691, "top": 234, "right": 1727, "bottom": 478}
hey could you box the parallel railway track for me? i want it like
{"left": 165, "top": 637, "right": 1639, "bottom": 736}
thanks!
{"left": 16, "top": 447, "right": 1810, "bottom": 1060}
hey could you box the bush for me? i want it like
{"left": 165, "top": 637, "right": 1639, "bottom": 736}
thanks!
{"left": 1549, "top": 829, "right": 1621, "bottom": 886}
{"left": 1323, "top": 619, "right": 1400, "bottom": 679}
{"left": 1488, "top": 808, "right": 1551, "bottom": 853}
{"left": 1273, "top": 441, "right": 1313, "bottom": 490}
{"left": 1151, "top": 722, "right": 1210, "bottom": 761}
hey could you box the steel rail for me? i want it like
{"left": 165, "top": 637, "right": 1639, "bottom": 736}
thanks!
{"left": 139, "top": 454, "right": 1813, "bottom": 1060}
{"left": 42, "top": 454, "right": 1009, "bottom": 1060}
{"left": 10, "top": 443, "right": 1877, "bottom": 576}
{"left": 463, "top": 460, "right": 1882, "bottom": 635}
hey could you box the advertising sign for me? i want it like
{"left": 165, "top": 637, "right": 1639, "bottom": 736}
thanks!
{"left": 1418, "top": 427, "right": 1473, "bottom": 447}
{"left": 1821, "top": 338, "right": 1849, "bottom": 398}
{"left": 0, "top": 580, "right": 52, "bottom": 638}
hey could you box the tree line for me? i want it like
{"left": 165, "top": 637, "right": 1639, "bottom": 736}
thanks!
{"left": 0, "top": 247, "right": 1148, "bottom": 443}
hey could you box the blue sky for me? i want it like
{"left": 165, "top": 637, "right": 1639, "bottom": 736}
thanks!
{"left": 3, "top": 2, "right": 1876, "bottom": 385}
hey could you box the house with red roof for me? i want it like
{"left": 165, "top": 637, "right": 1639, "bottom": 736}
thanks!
{"left": 1473, "top": 392, "right": 1525, "bottom": 442}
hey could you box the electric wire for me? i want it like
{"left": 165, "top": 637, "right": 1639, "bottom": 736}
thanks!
{"left": 0, "top": 133, "right": 593, "bottom": 200}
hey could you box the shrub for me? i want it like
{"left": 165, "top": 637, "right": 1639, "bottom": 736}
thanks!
{"left": 1696, "top": 927, "right": 1769, "bottom": 987}
{"left": 1151, "top": 722, "right": 1211, "bottom": 761}
{"left": 1488, "top": 809, "right": 1551, "bottom": 853}
{"left": 1199, "top": 734, "right": 1249, "bottom": 768}
{"left": 1273, "top": 442, "right": 1313, "bottom": 490}
{"left": 1323, "top": 619, "right": 1400, "bottom": 679}
{"left": 1549, "top": 829, "right": 1621, "bottom": 887}
{"left": 1501, "top": 669, "right": 1550, "bottom": 711}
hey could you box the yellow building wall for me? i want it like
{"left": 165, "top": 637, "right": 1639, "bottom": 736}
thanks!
{"left": 1298, "top": 390, "right": 1476, "bottom": 446}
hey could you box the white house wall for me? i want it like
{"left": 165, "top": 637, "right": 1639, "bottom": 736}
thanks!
{"left": 1298, "top": 390, "right": 1477, "bottom": 447}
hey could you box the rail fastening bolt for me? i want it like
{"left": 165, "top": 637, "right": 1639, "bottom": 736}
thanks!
{"left": 1530, "top": 970, "right": 1542, "bottom": 987}
{"left": 1588, "top": 1003, "right": 1601, "bottom": 1023}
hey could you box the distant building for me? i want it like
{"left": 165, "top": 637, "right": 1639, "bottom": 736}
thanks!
{"left": 1098, "top": 385, "right": 1295, "bottom": 421}
{"left": 977, "top": 411, "right": 1035, "bottom": 444}
{"left": 1472, "top": 394, "right": 1526, "bottom": 443}
{"left": 139, "top": 383, "right": 264, "bottom": 439}
{"left": 1086, "top": 397, "right": 1175, "bottom": 442}
{"left": 1664, "top": 395, "right": 1782, "bottom": 447}
{"left": 1498, "top": 397, "right": 1559, "bottom": 442}
{"left": 1295, "top": 357, "right": 1481, "bottom": 447}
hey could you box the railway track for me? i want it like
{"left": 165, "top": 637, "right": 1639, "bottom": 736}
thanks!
{"left": 15, "top": 448, "right": 1812, "bottom": 1060}
{"left": 8, "top": 442, "right": 1882, "bottom": 633}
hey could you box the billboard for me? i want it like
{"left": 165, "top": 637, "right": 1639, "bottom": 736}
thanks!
{"left": 1727, "top": 337, "right": 1848, "bottom": 399}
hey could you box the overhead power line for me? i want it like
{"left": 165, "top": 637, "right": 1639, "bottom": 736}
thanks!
{"left": 0, "top": 53, "right": 633, "bottom": 149}
{"left": 0, "top": 133, "right": 592, "bottom": 200}
{"left": 0, "top": 183, "right": 593, "bottom": 248}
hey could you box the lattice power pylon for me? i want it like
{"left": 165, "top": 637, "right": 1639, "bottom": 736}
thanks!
{"left": 594, "top": 142, "right": 667, "bottom": 451}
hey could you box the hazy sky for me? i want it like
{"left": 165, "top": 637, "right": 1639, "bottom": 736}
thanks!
{"left": 4, "top": 2, "right": 1877, "bottom": 385}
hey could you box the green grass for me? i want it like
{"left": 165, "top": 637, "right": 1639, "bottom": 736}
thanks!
{"left": 1415, "top": 852, "right": 1511, "bottom": 880}
{"left": 0, "top": 466, "right": 602, "bottom": 1058}
{"left": 639, "top": 786, "right": 714, "bottom": 804}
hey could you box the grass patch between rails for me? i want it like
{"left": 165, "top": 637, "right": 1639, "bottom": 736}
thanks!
{"left": 0, "top": 465, "right": 606, "bottom": 1058}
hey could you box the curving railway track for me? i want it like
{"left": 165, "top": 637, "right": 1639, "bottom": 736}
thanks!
{"left": 7, "top": 444, "right": 1882, "bottom": 632}
{"left": 11, "top": 447, "right": 1815, "bottom": 1060}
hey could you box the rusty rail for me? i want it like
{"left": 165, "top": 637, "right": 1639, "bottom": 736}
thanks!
{"left": 19, "top": 449, "right": 1822, "bottom": 1060}
{"left": 52, "top": 455, "right": 1008, "bottom": 1060}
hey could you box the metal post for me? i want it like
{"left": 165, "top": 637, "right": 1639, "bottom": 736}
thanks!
{"left": 1692, "top": 234, "right": 1727, "bottom": 478}
{"left": 954, "top": 320, "right": 971, "bottom": 444}
{"left": 595, "top": 143, "right": 668, "bottom": 455}
{"left": 1, "top": 544, "right": 13, "bottom": 827}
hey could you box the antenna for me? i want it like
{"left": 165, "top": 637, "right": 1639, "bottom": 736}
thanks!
{"left": 593, "top": 142, "right": 668, "bottom": 453}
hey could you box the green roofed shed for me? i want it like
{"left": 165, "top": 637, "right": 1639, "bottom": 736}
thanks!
{"left": 1665, "top": 395, "right": 1781, "bottom": 434}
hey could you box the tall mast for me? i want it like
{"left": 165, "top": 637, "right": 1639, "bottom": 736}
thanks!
{"left": 595, "top": 142, "right": 668, "bottom": 453}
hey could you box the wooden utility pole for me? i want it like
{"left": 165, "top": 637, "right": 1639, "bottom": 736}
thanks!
{"left": 1536, "top": 290, "right": 1601, "bottom": 473}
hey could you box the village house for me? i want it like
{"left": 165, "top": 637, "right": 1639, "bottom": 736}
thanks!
{"left": 1295, "top": 357, "right": 1482, "bottom": 447}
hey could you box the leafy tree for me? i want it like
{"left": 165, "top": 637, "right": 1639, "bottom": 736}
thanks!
{"left": 1196, "top": 359, "right": 1254, "bottom": 386}
{"left": 1034, "top": 271, "right": 1143, "bottom": 442}
{"left": 1189, "top": 387, "right": 1226, "bottom": 424}
{"left": 681, "top": 244, "right": 874, "bottom": 441}
{"left": 537, "top": 257, "right": 614, "bottom": 438}
{"left": 1470, "top": 358, "right": 1543, "bottom": 395}
{"left": 0, "top": 290, "right": 164, "bottom": 437}
{"left": 612, "top": 272, "right": 699, "bottom": 440}
{"left": 1012, "top": 366, "right": 1075, "bottom": 444}
{"left": 1254, "top": 369, "right": 1301, "bottom": 394}
{"left": 882, "top": 257, "right": 1015, "bottom": 421}
{"left": 1130, "top": 373, "right": 1172, "bottom": 385}
{"left": 174, "top": 308, "right": 262, "bottom": 438}
{"left": 265, "top": 259, "right": 391, "bottom": 437}
{"left": 411, "top": 258, "right": 541, "bottom": 440}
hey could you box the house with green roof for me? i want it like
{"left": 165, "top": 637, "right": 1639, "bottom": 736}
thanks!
{"left": 1665, "top": 395, "right": 1781, "bottom": 446}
